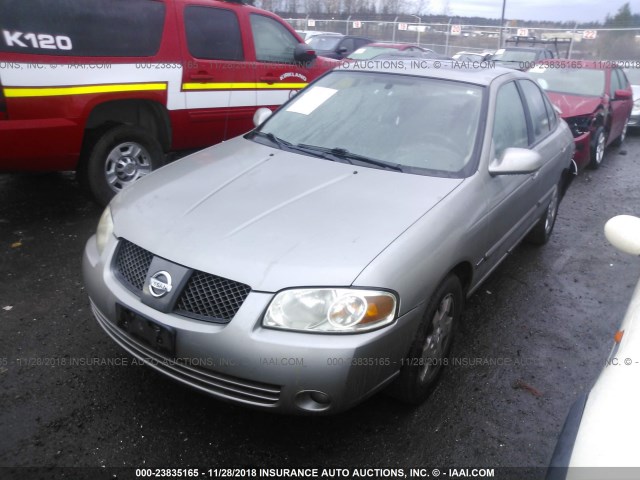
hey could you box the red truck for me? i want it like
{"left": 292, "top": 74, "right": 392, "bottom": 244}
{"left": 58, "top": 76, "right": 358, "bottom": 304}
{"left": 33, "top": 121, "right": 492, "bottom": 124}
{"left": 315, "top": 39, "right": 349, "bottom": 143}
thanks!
{"left": 0, "top": 0, "right": 336, "bottom": 204}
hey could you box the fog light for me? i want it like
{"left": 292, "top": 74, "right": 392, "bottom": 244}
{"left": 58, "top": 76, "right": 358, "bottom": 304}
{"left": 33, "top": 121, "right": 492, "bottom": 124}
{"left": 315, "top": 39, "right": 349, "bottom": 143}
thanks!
{"left": 294, "top": 390, "right": 332, "bottom": 412}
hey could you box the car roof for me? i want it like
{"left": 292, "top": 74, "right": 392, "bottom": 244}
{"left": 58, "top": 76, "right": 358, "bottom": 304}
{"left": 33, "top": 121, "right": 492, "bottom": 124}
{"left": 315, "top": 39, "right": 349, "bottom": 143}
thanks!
{"left": 365, "top": 43, "right": 419, "bottom": 49}
{"left": 338, "top": 59, "right": 520, "bottom": 86}
{"left": 500, "top": 46, "right": 550, "bottom": 52}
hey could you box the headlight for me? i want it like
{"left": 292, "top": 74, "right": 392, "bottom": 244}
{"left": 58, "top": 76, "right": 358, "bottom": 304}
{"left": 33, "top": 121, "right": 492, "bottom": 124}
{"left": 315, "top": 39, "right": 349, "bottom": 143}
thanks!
{"left": 96, "top": 206, "right": 114, "bottom": 255}
{"left": 263, "top": 288, "right": 397, "bottom": 333}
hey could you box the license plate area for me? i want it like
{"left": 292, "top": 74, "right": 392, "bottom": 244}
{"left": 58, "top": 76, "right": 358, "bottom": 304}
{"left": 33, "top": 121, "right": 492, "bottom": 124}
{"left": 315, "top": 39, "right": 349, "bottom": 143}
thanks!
{"left": 117, "top": 306, "right": 176, "bottom": 357}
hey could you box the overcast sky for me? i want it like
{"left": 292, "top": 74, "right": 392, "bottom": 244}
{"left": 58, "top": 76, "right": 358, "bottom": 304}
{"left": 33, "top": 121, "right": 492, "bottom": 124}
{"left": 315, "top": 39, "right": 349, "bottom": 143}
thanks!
{"left": 429, "top": 0, "right": 632, "bottom": 23}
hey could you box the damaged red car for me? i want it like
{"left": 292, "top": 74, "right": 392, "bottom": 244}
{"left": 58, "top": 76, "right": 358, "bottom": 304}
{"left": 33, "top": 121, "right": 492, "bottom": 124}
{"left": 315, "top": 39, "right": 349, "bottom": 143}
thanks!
{"left": 527, "top": 60, "right": 633, "bottom": 169}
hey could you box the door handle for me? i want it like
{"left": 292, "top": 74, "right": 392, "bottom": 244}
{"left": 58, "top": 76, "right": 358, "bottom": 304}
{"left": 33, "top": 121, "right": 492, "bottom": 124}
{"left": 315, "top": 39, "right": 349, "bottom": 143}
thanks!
{"left": 259, "top": 75, "right": 277, "bottom": 84}
{"left": 190, "top": 73, "right": 214, "bottom": 82}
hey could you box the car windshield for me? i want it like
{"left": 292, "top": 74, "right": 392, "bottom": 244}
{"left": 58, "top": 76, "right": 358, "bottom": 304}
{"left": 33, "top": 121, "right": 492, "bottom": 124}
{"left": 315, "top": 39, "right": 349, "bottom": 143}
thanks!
{"left": 528, "top": 66, "right": 605, "bottom": 97}
{"left": 254, "top": 71, "right": 484, "bottom": 176}
{"left": 624, "top": 68, "right": 640, "bottom": 85}
{"left": 348, "top": 46, "right": 399, "bottom": 60}
{"left": 307, "top": 35, "right": 342, "bottom": 50}
{"left": 491, "top": 49, "right": 538, "bottom": 62}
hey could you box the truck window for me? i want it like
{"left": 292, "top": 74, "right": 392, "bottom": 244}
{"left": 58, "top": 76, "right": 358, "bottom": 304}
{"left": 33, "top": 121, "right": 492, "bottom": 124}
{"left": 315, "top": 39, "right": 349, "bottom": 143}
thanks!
{"left": 250, "top": 14, "right": 298, "bottom": 64}
{"left": 0, "top": 0, "right": 165, "bottom": 56}
{"left": 184, "top": 6, "right": 243, "bottom": 61}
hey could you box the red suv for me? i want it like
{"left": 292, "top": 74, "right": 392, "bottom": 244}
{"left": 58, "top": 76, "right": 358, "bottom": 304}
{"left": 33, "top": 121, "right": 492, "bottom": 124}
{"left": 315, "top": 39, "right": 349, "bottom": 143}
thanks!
{"left": 0, "top": 0, "right": 336, "bottom": 204}
{"left": 527, "top": 60, "right": 633, "bottom": 169}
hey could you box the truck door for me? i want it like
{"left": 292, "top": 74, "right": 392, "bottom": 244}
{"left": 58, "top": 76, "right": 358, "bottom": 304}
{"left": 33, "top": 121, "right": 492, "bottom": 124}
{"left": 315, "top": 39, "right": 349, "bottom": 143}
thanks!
{"left": 247, "top": 13, "right": 313, "bottom": 113}
{"left": 177, "top": 3, "right": 251, "bottom": 148}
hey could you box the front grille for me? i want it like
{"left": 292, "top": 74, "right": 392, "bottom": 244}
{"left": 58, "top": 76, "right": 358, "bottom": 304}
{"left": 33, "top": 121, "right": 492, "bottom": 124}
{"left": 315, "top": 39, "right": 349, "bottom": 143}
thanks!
{"left": 113, "top": 239, "right": 251, "bottom": 323}
{"left": 115, "top": 240, "right": 153, "bottom": 291}
{"left": 176, "top": 271, "right": 251, "bottom": 322}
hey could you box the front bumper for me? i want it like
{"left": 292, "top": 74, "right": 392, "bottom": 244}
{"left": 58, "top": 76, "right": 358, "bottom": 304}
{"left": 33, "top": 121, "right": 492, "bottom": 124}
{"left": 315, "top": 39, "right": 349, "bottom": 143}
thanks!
{"left": 628, "top": 111, "right": 640, "bottom": 128}
{"left": 83, "top": 235, "right": 422, "bottom": 414}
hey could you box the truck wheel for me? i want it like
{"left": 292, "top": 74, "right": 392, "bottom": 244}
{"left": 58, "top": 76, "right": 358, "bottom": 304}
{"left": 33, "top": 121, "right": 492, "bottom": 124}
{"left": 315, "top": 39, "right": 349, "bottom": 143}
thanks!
{"left": 80, "top": 125, "right": 164, "bottom": 206}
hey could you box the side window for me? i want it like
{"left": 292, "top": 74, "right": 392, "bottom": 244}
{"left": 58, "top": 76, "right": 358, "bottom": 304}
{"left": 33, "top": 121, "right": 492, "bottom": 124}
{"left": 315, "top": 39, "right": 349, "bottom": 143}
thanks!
{"left": 610, "top": 69, "right": 622, "bottom": 97}
{"left": 184, "top": 6, "right": 243, "bottom": 61}
{"left": 355, "top": 38, "right": 370, "bottom": 49}
{"left": 250, "top": 14, "right": 298, "bottom": 63}
{"left": 0, "top": 0, "right": 165, "bottom": 57}
{"left": 542, "top": 92, "right": 558, "bottom": 130}
{"left": 614, "top": 69, "right": 628, "bottom": 92}
{"left": 492, "top": 82, "right": 529, "bottom": 159}
{"left": 519, "top": 80, "right": 550, "bottom": 142}
{"left": 340, "top": 38, "right": 356, "bottom": 54}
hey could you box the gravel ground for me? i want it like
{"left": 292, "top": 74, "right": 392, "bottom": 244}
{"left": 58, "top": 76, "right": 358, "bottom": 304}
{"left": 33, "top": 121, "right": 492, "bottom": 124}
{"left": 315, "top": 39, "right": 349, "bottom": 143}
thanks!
{"left": 1, "top": 132, "right": 639, "bottom": 480}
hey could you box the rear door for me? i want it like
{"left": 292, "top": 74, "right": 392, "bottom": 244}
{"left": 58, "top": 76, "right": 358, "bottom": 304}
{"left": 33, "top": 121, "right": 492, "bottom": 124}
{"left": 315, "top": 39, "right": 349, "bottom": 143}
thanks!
{"left": 178, "top": 3, "right": 249, "bottom": 147}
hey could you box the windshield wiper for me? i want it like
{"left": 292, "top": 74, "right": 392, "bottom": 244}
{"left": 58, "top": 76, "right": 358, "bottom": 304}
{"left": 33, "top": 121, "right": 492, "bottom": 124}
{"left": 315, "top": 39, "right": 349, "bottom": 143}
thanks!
{"left": 298, "top": 144, "right": 404, "bottom": 172}
{"left": 253, "top": 131, "right": 292, "bottom": 150}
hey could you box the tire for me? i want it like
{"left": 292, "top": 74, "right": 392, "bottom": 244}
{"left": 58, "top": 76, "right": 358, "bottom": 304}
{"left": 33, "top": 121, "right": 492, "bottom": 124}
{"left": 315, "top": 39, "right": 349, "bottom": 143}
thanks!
{"left": 611, "top": 119, "right": 629, "bottom": 147}
{"left": 79, "top": 125, "right": 164, "bottom": 206}
{"left": 588, "top": 126, "right": 606, "bottom": 169}
{"left": 388, "top": 274, "right": 463, "bottom": 405}
{"left": 526, "top": 184, "right": 559, "bottom": 245}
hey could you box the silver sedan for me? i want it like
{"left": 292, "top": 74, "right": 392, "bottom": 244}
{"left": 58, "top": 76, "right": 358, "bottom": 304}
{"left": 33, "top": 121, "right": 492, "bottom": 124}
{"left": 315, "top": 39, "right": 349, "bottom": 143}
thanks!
{"left": 83, "top": 62, "right": 575, "bottom": 414}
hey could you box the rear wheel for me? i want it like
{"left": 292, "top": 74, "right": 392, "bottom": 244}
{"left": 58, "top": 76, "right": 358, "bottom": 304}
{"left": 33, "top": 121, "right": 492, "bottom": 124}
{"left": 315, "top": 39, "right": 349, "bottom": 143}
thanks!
{"left": 611, "top": 120, "right": 628, "bottom": 147}
{"left": 526, "top": 184, "right": 559, "bottom": 245}
{"left": 79, "top": 125, "right": 164, "bottom": 206}
{"left": 588, "top": 126, "right": 606, "bottom": 169}
{"left": 388, "top": 274, "right": 462, "bottom": 404}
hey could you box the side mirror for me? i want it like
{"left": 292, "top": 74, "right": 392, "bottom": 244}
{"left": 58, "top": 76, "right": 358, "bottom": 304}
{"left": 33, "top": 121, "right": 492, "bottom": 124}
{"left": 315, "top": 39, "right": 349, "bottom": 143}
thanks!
{"left": 294, "top": 43, "right": 316, "bottom": 63}
{"left": 614, "top": 89, "right": 632, "bottom": 101}
{"left": 604, "top": 215, "right": 640, "bottom": 256}
{"left": 489, "top": 148, "right": 544, "bottom": 175}
{"left": 253, "top": 107, "right": 272, "bottom": 128}
{"left": 337, "top": 46, "right": 348, "bottom": 54}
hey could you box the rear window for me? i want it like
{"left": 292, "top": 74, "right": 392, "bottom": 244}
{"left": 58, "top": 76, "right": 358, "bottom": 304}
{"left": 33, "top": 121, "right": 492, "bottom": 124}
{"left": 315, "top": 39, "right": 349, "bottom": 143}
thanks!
{"left": 185, "top": 6, "right": 244, "bottom": 61}
{"left": 0, "top": 0, "right": 165, "bottom": 57}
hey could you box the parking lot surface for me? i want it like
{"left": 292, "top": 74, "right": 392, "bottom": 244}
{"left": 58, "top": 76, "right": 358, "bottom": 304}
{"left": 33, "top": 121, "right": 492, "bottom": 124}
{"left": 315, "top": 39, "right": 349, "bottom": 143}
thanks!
{"left": 1, "top": 133, "right": 640, "bottom": 476}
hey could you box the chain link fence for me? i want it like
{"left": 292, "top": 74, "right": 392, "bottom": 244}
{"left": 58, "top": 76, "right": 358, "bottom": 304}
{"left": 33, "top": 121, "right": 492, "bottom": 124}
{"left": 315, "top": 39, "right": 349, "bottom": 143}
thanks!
{"left": 285, "top": 18, "right": 640, "bottom": 60}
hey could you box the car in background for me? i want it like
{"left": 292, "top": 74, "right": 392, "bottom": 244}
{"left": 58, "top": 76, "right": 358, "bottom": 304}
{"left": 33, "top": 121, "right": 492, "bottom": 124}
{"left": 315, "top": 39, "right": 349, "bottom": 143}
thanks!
{"left": 547, "top": 215, "right": 640, "bottom": 479}
{"left": 347, "top": 43, "right": 432, "bottom": 60}
{"left": 307, "top": 34, "right": 373, "bottom": 59}
{"left": 490, "top": 47, "right": 555, "bottom": 70}
{"left": 84, "top": 62, "right": 575, "bottom": 415}
{"left": 527, "top": 61, "right": 633, "bottom": 169}
{"left": 623, "top": 67, "right": 640, "bottom": 128}
{"left": 453, "top": 51, "right": 493, "bottom": 62}
{"left": 296, "top": 30, "right": 341, "bottom": 42}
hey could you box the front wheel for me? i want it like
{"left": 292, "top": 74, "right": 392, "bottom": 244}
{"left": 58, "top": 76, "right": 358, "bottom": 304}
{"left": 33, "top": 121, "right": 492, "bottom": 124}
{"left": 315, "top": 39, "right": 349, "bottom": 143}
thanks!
{"left": 388, "top": 274, "right": 463, "bottom": 404}
{"left": 588, "top": 126, "right": 606, "bottom": 169}
{"left": 79, "top": 125, "right": 164, "bottom": 206}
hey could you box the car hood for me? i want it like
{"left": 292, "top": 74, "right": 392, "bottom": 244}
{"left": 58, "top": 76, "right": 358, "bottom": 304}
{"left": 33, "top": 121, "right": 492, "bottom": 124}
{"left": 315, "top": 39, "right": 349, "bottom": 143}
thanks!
{"left": 111, "top": 137, "right": 464, "bottom": 292}
{"left": 545, "top": 92, "right": 603, "bottom": 118}
{"left": 632, "top": 84, "right": 640, "bottom": 102}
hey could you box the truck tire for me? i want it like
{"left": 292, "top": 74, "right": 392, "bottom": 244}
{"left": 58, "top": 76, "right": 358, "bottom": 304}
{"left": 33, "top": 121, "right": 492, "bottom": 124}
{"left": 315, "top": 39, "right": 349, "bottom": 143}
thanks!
{"left": 80, "top": 125, "right": 164, "bottom": 206}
